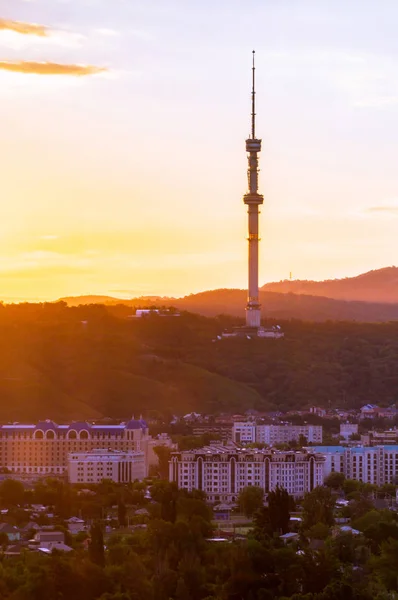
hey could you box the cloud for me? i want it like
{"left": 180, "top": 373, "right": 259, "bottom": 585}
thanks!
{"left": 366, "top": 206, "right": 398, "bottom": 214}
{"left": 95, "top": 28, "right": 119, "bottom": 37}
{"left": 0, "top": 61, "right": 106, "bottom": 76}
{"left": 0, "top": 18, "right": 48, "bottom": 37}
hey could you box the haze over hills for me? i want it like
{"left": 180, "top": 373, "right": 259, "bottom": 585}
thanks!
{"left": 261, "top": 267, "right": 398, "bottom": 303}
{"left": 58, "top": 268, "right": 398, "bottom": 322}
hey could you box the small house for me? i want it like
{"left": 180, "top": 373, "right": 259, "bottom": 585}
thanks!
{"left": 0, "top": 524, "right": 20, "bottom": 542}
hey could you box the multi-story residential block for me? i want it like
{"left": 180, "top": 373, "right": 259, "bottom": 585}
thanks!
{"left": 169, "top": 445, "right": 325, "bottom": 502}
{"left": 192, "top": 424, "right": 233, "bottom": 441}
{"left": 0, "top": 420, "right": 149, "bottom": 477}
{"left": 257, "top": 425, "right": 323, "bottom": 445}
{"left": 340, "top": 423, "right": 359, "bottom": 440}
{"left": 232, "top": 423, "right": 323, "bottom": 446}
{"left": 361, "top": 429, "right": 398, "bottom": 446}
{"left": 68, "top": 449, "right": 145, "bottom": 484}
{"left": 312, "top": 445, "right": 398, "bottom": 486}
{"left": 232, "top": 422, "right": 256, "bottom": 444}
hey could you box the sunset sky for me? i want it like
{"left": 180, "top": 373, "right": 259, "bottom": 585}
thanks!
{"left": 1, "top": 0, "right": 398, "bottom": 301}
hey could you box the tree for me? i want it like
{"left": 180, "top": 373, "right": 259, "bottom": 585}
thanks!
{"left": 89, "top": 522, "right": 105, "bottom": 567}
{"left": 153, "top": 445, "right": 173, "bottom": 480}
{"left": 298, "top": 434, "right": 308, "bottom": 447}
{"left": 268, "top": 487, "right": 291, "bottom": 534}
{"left": 150, "top": 481, "right": 179, "bottom": 522}
{"left": 324, "top": 472, "right": 345, "bottom": 490}
{"left": 302, "top": 486, "right": 335, "bottom": 530}
{"left": 0, "top": 479, "right": 25, "bottom": 507}
{"left": 238, "top": 486, "right": 264, "bottom": 518}
{"left": 118, "top": 501, "right": 127, "bottom": 528}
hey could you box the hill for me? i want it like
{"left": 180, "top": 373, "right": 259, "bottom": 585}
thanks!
{"left": 0, "top": 303, "right": 264, "bottom": 421}
{"left": 261, "top": 266, "right": 398, "bottom": 303}
{"left": 60, "top": 288, "right": 398, "bottom": 322}
{"left": 1, "top": 303, "right": 398, "bottom": 419}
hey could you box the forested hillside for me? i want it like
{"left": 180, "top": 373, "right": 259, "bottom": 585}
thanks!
{"left": 1, "top": 302, "right": 398, "bottom": 420}
{"left": 61, "top": 288, "right": 398, "bottom": 322}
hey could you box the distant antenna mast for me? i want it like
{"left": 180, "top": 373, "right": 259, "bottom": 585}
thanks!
{"left": 251, "top": 50, "right": 256, "bottom": 139}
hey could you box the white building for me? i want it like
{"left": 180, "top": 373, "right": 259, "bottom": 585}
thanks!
{"left": 169, "top": 445, "right": 325, "bottom": 502}
{"left": 232, "top": 423, "right": 323, "bottom": 446}
{"left": 68, "top": 449, "right": 145, "bottom": 484}
{"left": 340, "top": 423, "right": 359, "bottom": 441}
{"left": 232, "top": 422, "right": 256, "bottom": 444}
{"left": 312, "top": 445, "right": 398, "bottom": 486}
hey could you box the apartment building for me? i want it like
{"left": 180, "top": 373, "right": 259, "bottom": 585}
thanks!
{"left": 232, "top": 422, "right": 256, "bottom": 444}
{"left": 192, "top": 424, "right": 233, "bottom": 441}
{"left": 340, "top": 423, "right": 359, "bottom": 440}
{"left": 169, "top": 445, "right": 325, "bottom": 502}
{"left": 68, "top": 449, "right": 145, "bottom": 484}
{"left": 312, "top": 445, "right": 398, "bottom": 486}
{"left": 361, "top": 429, "right": 398, "bottom": 446}
{"left": 232, "top": 423, "right": 323, "bottom": 445}
{"left": 0, "top": 420, "right": 149, "bottom": 476}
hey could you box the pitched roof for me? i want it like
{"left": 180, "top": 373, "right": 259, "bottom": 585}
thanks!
{"left": 0, "top": 523, "right": 19, "bottom": 534}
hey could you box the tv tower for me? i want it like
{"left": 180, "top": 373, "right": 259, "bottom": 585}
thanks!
{"left": 243, "top": 50, "right": 264, "bottom": 330}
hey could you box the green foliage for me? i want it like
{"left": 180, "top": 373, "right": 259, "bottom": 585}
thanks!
{"left": 117, "top": 501, "right": 127, "bottom": 528}
{"left": 324, "top": 472, "right": 345, "bottom": 490}
{"left": 153, "top": 446, "right": 173, "bottom": 479}
{"left": 89, "top": 522, "right": 105, "bottom": 567}
{"left": 302, "top": 486, "right": 335, "bottom": 530}
{"left": 238, "top": 486, "right": 264, "bottom": 518}
{"left": 0, "top": 478, "right": 25, "bottom": 507}
{"left": 2, "top": 304, "right": 398, "bottom": 418}
{"left": 0, "top": 482, "right": 396, "bottom": 599}
{"left": 268, "top": 487, "right": 291, "bottom": 534}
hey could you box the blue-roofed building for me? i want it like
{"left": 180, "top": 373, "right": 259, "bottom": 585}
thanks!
{"left": 311, "top": 445, "right": 398, "bottom": 486}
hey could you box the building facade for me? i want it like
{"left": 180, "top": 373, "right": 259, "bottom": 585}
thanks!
{"left": 0, "top": 420, "right": 149, "bottom": 476}
{"left": 232, "top": 423, "right": 323, "bottom": 446}
{"left": 232, "top": 422, "right": 256, "bottom": 444}
{"left": 68, "top": 449, "right": 145, "bottom": 484}
{"left": 340, "top": 423, "right": 359, "bottom": 441}
{"left": 361, "top": 429, "right": 398, "bottom": 446}
{"left": 312, "top": 445, "right": 398, "bottom": 486}
{"left": 169, "top": 445, "right": 325, "bottom": 502}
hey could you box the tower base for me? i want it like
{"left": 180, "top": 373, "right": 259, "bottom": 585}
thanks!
{"left": 245, "top": 307, "right": 261, "bottom": 328}
{"left": 221, "top": 325, "right": 284, "bottom": 339}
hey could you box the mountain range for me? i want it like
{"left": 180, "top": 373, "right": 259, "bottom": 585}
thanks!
{"left": 60, "top": 267, "right": 398, "bottom": 322}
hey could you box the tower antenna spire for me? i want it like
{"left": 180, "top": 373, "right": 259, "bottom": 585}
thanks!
{"left": 251, "top": 49, "right": 256, "bottom": 139}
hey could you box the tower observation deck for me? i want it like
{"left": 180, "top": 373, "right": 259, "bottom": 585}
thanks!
{"left": 243, "top": 50, "right": 264, "bottom": 329}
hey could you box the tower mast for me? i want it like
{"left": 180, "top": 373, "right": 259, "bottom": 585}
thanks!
{"left": 243, "top": 50, "right": 264, "bottom": 330}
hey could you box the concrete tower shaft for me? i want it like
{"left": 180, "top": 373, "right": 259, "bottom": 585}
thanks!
{"left": 243, "top": 51, "right": 263, "bottom": 329}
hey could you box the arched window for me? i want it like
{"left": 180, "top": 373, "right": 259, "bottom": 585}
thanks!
{"left": 34, "top": 430, "right": 44, "bottom": 440}
{"left": 68, "top": 430, "right": 77, "bottom": 440}
{"left": 80, "top": 430, "right": 89, "bottom": 440}
{"left": 46, "top": 430, "right": 55, "bottom": 440}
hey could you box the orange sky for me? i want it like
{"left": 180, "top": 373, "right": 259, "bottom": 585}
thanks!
{"left": 1, "top": 1, "right": 398, "bottom": 301}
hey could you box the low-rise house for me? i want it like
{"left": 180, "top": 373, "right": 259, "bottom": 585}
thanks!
{"left": 4, "top": 543, "right": 25, "bottom": 557}
{"left": 67, "top": 517, "right": 86, "bottom": 535}
{"left": 34, "top": 531, "right": 65, "bottom": 547}
{"left": 23, "top": 522, "right": 40, "bottom": 533}
{"left": 0, "top": 524, "right": 20, "bottom": 542}
{"left": 360, "top": 405, "right": 380, "bottom": 419}
{"left": 280, "top": 532, "right": 299, "bottom": 544}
